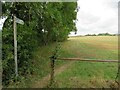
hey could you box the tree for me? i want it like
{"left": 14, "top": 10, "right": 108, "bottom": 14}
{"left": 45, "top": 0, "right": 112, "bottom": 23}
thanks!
{"left": 2, "top": 2, "right": 77, "bottom": 85}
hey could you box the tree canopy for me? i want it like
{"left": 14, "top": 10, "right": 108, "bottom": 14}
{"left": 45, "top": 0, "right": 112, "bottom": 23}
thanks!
{"left": 2, "top": 2, "right": 77, "bottom": 85}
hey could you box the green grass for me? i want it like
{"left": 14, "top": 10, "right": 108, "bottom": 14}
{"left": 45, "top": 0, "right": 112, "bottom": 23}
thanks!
{"left": 7, "top": 36, "right": 118, "bottom": 88}
{"left": 7, "top": 42, "right": 70, "bottom": 88}
{"left": 53, "top": 36, "right": 118, "bottom": 88}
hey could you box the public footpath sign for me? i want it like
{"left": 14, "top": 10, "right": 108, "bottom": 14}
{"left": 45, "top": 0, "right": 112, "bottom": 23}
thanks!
{"left": 14, "top": 16, "right": 24, "bottom": 77}
{"left": 16, "top": 17, "right": 24, "bottom": 25}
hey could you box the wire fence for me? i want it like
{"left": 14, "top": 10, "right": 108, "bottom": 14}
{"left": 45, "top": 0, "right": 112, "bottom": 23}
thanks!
{"left": 49, "top": 57, "right": 119, "bottom": 87}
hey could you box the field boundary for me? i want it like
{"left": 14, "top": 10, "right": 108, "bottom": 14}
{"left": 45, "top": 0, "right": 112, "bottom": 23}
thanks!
{"left": 57, "top": 58, "right": 118, "bottom": 63}
{"left": 49, "top": 57, "right": 119, "bottom": 86}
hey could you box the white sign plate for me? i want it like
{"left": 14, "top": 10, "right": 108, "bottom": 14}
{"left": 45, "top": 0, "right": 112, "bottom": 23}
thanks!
{"left": 16, "top": 17, "right": 24, "bottom": 25}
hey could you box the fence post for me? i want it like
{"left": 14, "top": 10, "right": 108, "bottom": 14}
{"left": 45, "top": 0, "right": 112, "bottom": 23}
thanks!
{"left": 49, "top": 43, "right": 60, "bottom": 87}
{"left": 50, "top": 57, "right": 55, "bottom": 87}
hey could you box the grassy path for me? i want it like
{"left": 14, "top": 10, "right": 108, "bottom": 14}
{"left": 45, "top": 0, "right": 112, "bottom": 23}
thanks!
{"left": 32, "top": 61, "right": 75, "bottom": 88}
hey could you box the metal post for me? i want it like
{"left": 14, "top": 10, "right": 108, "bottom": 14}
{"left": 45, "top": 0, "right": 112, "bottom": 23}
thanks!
{"left": 14, "top": 15, "right": 18, "bottom": 77}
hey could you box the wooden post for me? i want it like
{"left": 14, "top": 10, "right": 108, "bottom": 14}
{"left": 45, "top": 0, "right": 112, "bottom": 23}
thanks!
{"left": 50, "top": 58, "right": 55, "bottom": 86}
{"left": 14, "top": 15, "right": 18, "bottom": 77}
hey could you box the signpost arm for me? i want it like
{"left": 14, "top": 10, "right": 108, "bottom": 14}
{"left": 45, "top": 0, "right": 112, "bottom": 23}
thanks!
{"left": 14, "top": 15, "right": 18, "bottom": 77}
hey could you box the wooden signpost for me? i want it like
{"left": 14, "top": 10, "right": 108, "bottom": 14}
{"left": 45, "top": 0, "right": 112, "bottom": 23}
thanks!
{"left": 13, "top": 15, "right": 24, "bottom": 77}
{"left": 13, "top": 16, "right": 18, "bottom": 77}
{"left": 0, "top": 15, "right": 23, "bottom": 77}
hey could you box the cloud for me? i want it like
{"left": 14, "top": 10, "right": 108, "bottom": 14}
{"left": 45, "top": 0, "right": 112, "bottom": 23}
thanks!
{"left": 77, "top": 12, "right": 101, "bottom": 25}
{"left": 70, "top": 0, "right": 118, "bottom": 36}
{"left": 0, "top": 16, "right": 8, "bottom": 30}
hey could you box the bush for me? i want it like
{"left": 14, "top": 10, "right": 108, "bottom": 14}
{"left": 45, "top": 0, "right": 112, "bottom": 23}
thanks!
{"left": 2, "top": 23, "right": 38, "bottom": 86}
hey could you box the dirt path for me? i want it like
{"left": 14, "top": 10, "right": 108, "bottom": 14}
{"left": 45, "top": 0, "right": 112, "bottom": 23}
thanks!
{"left": 32, "top": 61, "right": 74, "bottom": 88}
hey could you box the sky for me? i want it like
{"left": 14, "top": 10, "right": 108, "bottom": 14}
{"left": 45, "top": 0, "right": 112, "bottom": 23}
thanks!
{"left": 70, "top": 0, "right": 119, "bottom": 36}
{"left": 0, "top": 1, "right": 119, "bottom": 34}
{"left": 0, "top": 17, "right": 8, "bottom": 30}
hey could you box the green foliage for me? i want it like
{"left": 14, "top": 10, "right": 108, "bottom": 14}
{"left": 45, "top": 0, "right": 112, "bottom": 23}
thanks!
{"left": 2, "top": 26, "right": 14, "bottom": 85}
{"left": 85, "top": 33, "right": 117, "bottom": 36}
{"left": 36, "top": 2, "right": 77, "bottom": 43}
{"left": 2, "top": 24, "right": 39, "bottom": 85}
{"left": 50, "top": 43, "right": 61, "bottom": 60}
{"left": 2, "top": 2, "right": 77, "bottom": 86}
{"left": 85, "top": 34, "right": 96, "bottom": 36}
{"left": 98, "top": 33, "right": 113, "bottom": 36}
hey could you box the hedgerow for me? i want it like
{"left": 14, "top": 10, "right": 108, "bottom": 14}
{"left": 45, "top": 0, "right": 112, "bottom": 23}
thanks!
{"left": 2, "top": 2, "right": 77, "bottom": 86}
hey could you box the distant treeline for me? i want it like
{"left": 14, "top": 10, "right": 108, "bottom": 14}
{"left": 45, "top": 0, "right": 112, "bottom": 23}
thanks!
{"left": 85, "top": 33, "right": 119, "bottom": 36}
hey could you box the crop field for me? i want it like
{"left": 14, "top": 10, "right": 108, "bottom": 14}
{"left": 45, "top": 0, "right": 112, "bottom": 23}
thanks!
{"left": 53, "top": 36, "right": 118, "bottom": 88}
{"left": 8, "top": 36, "right": 118, "bottom": 88}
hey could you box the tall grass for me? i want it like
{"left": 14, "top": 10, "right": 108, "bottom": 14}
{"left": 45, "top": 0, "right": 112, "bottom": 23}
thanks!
{"left": 7, "top": 36, "right": 118, "bottom": 88}
{"left": 54, "top": 36, "right": 118, "bottom": 88}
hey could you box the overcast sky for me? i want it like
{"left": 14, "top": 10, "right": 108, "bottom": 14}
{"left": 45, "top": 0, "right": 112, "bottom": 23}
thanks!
{"left": 70, "top": 0, "right": 119, "bottom": 36}
{"left": 0, "top": 1, "right": 119, "bottom": 34}
{"left": 0, "top": 17, "right": 8, "bottom": 30}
